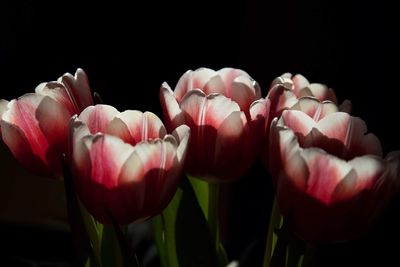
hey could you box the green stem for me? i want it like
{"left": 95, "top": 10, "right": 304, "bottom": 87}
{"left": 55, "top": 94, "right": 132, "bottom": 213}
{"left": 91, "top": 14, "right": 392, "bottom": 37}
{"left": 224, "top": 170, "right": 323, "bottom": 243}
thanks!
{"left": 263, "top": 197, "right": 281, "bottom": 267}
{"left": 208, "top": 182, "right": 220, "bottom": 251}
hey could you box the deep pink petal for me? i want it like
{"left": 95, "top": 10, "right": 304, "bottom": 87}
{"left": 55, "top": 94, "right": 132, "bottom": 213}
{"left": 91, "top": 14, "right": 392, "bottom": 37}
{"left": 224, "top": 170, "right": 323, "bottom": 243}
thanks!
{"left": 159, "top": 82, "right": 184, "bottom": 131}
{"left": 58, "top": 68, "right": 93, "bottom": 113}
{"left": 301, "top": 149, "right": 353, "bottom": 205}
{"left": 2, "top": 95, "right": 68, "bottom": 174}
{"left": 212, "top": 111, "right": 247, "bottom": 181}
{"left": 0, "top": 119, "right": 49, "bottom": 175}
{"left": 74, "top": 134, "right": 135, "bottom": 224}
{"left": 79, "top": 104, "right": 119, "bottom": 134}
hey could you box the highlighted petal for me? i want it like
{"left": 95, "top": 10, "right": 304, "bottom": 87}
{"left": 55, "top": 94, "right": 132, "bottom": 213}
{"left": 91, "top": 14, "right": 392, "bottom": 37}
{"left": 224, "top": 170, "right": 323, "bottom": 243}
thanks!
{"left": 309, "top": 84, "right": 337, "bottom": 103}
{"left": 79, "top": 104, "right": 119, "bottom": 134}
{"left": 35, "top": 82, "right": 75, "bottom": 114}
{"left": 231, "top": 75, "right": 260, "bottom": 113}
{"left": 291, "top": 97, "right": 338, "bottom": 121}
{"left": 280, "top": 110, "right": 315, "bottom": 137}
{"left": 160, "top": 82, "right": 184, "bottom": 131}
{"left": 180, "top": 89, "right": 241, "bottom": 128}
{"left": 171, "top": 124, "right": 190, "bottom": 163}
{"left": 58, "top": 68, "right": 93, "bottom": 112}
{"left": 107, "top": 110, "right": 167, "bottom": 145}
{"left": 301, "top": 149, "right": 353, "bottom": 205}
{"left": 292, "top": 74, "right": 310, "bottom": 95}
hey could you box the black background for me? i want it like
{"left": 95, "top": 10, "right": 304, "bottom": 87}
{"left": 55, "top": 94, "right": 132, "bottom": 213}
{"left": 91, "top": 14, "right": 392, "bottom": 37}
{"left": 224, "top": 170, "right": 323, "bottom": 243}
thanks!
{"left": 1, "top": 0, "right": 395, "bottom": 266}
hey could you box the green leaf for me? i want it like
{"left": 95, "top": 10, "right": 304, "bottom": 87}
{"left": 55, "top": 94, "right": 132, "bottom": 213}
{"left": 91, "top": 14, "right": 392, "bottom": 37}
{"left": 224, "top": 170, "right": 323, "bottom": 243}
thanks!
{"left": 153, "top": 176, "right": 218, "bottom": 267}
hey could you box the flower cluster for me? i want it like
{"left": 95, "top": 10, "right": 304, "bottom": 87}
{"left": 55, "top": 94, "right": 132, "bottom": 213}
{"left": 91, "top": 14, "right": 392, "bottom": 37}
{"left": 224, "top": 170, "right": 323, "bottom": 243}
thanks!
{"left": 1, "top": 67, "right": 399, "bottom": 266}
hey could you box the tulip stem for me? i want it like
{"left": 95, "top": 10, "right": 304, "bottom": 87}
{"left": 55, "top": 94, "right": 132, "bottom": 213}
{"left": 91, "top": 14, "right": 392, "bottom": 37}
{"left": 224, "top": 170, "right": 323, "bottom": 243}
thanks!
{"left": 208, "top": 182, "right": 229, "bottom": 266}
{"left": 208, "top": 182, "right": 220, "bottom": 250}
{"left": 263, "top": 197, "right": 282, "bottom": 267}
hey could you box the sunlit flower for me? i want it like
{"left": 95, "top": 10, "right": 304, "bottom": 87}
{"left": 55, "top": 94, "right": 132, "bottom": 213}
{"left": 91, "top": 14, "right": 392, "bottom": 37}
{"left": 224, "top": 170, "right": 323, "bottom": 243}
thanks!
{"left": 160, "top": 67, "right": 267, "bottom": 182}
{"left": 0, "top": 69, "right": 94, "bottom": 176}
{"left": 70, "top": 104, "right": 190, "bottom": 224}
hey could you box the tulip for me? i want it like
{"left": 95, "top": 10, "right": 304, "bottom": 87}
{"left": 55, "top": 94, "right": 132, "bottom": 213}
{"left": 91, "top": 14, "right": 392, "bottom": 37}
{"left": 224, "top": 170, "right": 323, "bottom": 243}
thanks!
{"left": 70, "top": 104, "right": 190, "bottom": 225}
{"left": 0, "top": 69, "right": 94, "bottom": 176}
{"left": 263, "top": 73, "right": 351, "bottom": 166}
{"left": 160, "top": 67, "right": 267, "bottom": 182}
{"left": 269, "top": 103, "right": 400, "bottom": 241}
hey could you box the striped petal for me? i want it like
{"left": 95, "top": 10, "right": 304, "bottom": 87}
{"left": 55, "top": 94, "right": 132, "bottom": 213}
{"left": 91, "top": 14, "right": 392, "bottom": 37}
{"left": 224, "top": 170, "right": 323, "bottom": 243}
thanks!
{"left": 107, "top": 110, "right": 167, "bottom": 146}
{"left": 159, "top": 82, "right": 184, "bottom": 131}
{"left": 78, "top": 104, "right": 119, "bottom": 134}
{"left": 58, "top": 68, "right": 94, "bottom": 113}
{"left": 1, "top": 94, "right": 70, "bottom": 175}
{"left": 290, "top": 97, "right": 338, "bottom": 121}
{"left": 35, "top": 82, "right": 76, "bottom": 115}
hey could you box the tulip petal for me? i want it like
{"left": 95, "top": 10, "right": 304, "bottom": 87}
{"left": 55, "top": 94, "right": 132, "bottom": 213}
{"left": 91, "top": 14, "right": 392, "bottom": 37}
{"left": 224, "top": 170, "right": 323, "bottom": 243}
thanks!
{"left": 35, "top": 82, "right": 76, "bottom": 114}
{"left": 266, "top": 84, "right": 298, "bottom": 119}
{"left": 231, "top": 75, "right": 261, "bottom": 113}
{"left": 133, "top": 138, "right": 178, "bottom": 215}
{"left": 311, "top": 84, "right": 337, "bottom": 103}
{"left": 301, "top": 148, "right": 353, "bottom": 205}
{"left": 0, "top": 94, "right": 69, "bottom": 174}
{"left": 160, "top": 82, "right": 184, "bottom": 131}
{"left": 349, "top": 156, "right": 384, "bottom": 190}
{"left": 171, "top": 124, "right": 190, "bottom": 163}
{"left": 180, "top": 89, "right": 241, "bottom": 128}
{"left": 0, "top": 99, "right": 8, "bottom": 117}
{"left": 314, "top": 113, "right": 382, "bottom": 158}
{"left": 0, "top": 119, "right": 49, "bottom": 174}
{"left": 58, "top": 68, "right": 93, "bottom": 112}
{"left": 107, "top": 110, "right": 167, "bottom": 146}
{"left": 69, "top": 115, "right": 91, "bottom": 157}
{"left": 250, "top": 98, "right": 268, "bottom": 122}
{"left": 292, "top": 74, "right": 310, "bottom": 95}
{"left": 203, "top": 75, "right": 226, "bottom": 96}
{"left": 0, "top": 99, "right": 8, "bottom": 135}
{"left": 213, "top": 111, "right": 247, "bottom": 181}
{"left": 218, "top": 68, "right": 255, "bottom": 97}
{"left": 75, "top": 134, "right": 136, "bottom": 223}
{"left": 174, "top": 68, "right": 217, "bottom": 101}
{"left": 280, "top": 110, "right": 315, "bottom": 138}
{"left": 277, "top": 128, "right": 308, "bottom": 190}
{"left": 270, "top": 73, "right": 293, "bottom": 89}
{"left": 291, "top": 97, "right": 338, "bottom": 121}
{"left": 79, "top": 104, "right": 119, "bottom": 134}
{"left": 339, "top": 99, "right": 352, "bottom": 113}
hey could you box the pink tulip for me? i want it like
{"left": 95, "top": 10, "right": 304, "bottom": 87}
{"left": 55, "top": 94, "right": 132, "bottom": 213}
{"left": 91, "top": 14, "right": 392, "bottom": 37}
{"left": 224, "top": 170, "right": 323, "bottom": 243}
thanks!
{"left": 0, "top": 69, "right": 94, "bottom": 176}
{"left": 160, "top": 67, "right": 268, "bottom": 182}
{"left": 269, "top": 103, "right": 400, "bottom": 241}
{"left": 263, "top": 73, "right": 351, "bottom": 166}
{"left": 70, "top": 104, "right": 190, "bottom": 224}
